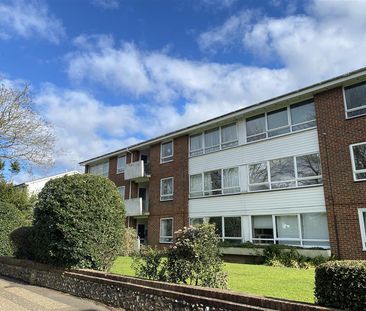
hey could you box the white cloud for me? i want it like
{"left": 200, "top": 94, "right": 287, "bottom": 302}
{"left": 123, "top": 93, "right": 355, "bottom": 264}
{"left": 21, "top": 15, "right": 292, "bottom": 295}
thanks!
{"left": 34, "top": 84, "right": 140, "bottom": 169}
{"left": 199, "top": 0, "right": 366, "bottom": 83}
{"left": 91, "top": 0, "right": 120, "bottom": 9}
{"left": 0, "top": 0, "right": 65, "bottom": 43}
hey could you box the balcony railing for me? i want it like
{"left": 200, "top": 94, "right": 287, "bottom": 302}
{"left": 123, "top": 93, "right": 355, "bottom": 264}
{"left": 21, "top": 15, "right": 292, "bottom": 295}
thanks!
{"left": 125, "top": 198, "right": 149, "bottom": 217}
{"left": 125, "top": 160, "right": 150, "bottom": 181}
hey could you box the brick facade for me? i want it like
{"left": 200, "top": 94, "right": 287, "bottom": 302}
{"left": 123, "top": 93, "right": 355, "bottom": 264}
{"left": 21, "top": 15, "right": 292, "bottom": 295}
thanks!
{"left": 147, "top": 135, "right": 189, "bottom": 247}
{"left": 315, "top": 87, "right": 366, "bottom": 259}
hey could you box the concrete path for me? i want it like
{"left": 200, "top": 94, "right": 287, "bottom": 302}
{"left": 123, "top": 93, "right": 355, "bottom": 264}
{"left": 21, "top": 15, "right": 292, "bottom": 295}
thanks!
{"left": 0, "top": 276, "right": 121, "bottom": 311}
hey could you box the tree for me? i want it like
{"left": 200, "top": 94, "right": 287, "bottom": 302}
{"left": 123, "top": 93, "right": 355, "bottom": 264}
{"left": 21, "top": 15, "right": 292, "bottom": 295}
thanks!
{"left": 0, "top": 85, "right": 55, "bottom": 168}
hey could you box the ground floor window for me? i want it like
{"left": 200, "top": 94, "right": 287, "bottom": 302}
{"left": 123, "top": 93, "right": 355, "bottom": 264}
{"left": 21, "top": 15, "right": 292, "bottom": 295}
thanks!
{"left": 358, "top": 209, "right": 366, "bottom": 250}
{"left": 160, "top": 218, "right": 173, "bottom": 243}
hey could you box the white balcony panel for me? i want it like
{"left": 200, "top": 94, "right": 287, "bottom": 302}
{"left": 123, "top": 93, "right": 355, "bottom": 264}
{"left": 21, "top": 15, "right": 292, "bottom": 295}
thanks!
{"left": 125, "top": 161, "right": 145, "bottom": 180}
{"left": 189, "top": 186, "right": 325, "bottom": 218}
{"left": 125, "top": 198, "right": 143, "bottom": 216}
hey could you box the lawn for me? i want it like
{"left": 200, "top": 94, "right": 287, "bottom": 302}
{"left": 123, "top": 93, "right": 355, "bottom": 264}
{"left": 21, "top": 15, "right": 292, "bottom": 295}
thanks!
{"left": 110, "top": 256, "right": 315, "bottom": 303}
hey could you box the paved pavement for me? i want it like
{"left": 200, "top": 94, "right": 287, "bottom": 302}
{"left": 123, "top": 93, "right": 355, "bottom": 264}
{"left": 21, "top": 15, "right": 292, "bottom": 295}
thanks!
{"left": 0, "top": 276, "right": 121, "bottom": 311}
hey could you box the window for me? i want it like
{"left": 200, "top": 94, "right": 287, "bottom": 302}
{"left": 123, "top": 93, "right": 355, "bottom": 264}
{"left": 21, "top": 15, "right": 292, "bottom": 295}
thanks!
{"left": 160, "top": 218, "right": 173, "bottom": 243}
{"left": 161, "top": 141, "right": 173, "bottom": 163}
{"left": 160, "top": 177, "right": 174, "bottom": 201}
{"left": 204, "top": 128, "right": 220, "bottom": 153}
{"left": 267, "top": 108, "right": 290, "bottom": 137}
{"left": 208, "top": 217, "right": 223, "bottom": 237}
{"left": 252, "top": 213, "right": 329, "bottom": 248}
{"left": 89, "top": 161, "right": 109, "bottom": 177}
{"left": 204, "top": 170, "right": 222, "bottom": 195}
{"left": 117, "top": 186, "right": 125, "bottom": 200}
{"left": 358, "top": 209, "right": 366, "bottom": 250}
{"left": 221, "top": 123, "right": 238, "bottom": 149}
{"left": 248, "top": 162, "right": 269, "bottom": 191}
{"left": 190, "top": 134, "right": 203, "bottom": 156}
{"left": 252, "top": 216, "right": 274, "bottom": 244}
{"left": 248, "top": 153, "right": 322, "bottom": 192}
{"left": 246, "top": 114, "right": 266, "bottom": 142}
{"left": 350, "top": 142, "right": 366, "bottom": 181}
{"left": 190, "top": 167, "right": 240, "bottom": 198}
{"left": 190, "top": 174, "right": 203, "bottom": 198}
{"left": 190, "top": 218, "right": 204, "bottom": 226}
{"left": 344, "top": 82, "right": 366, "bottom": 118}
{"left": 290, "top": 101, "right": 316, "bottom": 130}
{"left": 246, "top": 101, "right": 316, "bottom": 142}
{"left": 189, "top": 123, "right": 238, "bottom": 157}
{"left": 224, "top": 217, "right": 242, "bottom": 243}
{"left": 117, "top": 155, "right": 126, "bottom": 174}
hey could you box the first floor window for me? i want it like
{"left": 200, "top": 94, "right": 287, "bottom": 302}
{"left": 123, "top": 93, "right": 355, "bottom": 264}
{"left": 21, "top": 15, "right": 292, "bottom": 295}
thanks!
{"left": 117, "top": 186, "right": 125, "bottom": 200}
{"left": 350, "top": 142, "right": 366, "bottom": 181}
{"left": 204, "top": 170, "right": 222, "bottom": 195}
{"left": 270, "top": 156, "right": 295, "bottom": 189}
{"left": 223, "top": 167, "right": 240, "bottom": 194}
{"left": 160, "top": 177, "right": 174, "bottom": 201}
{"left": 190, "top": 218, "right": 204, "bottom": 226}
{"left": 208, "top": 217, "right": 223, "bottom": 237}
{"left": 358, "top": 209, "right": 366, "bottom": 250}
{"left": 224, "top": 217, "right": 242, "bottom": 243}
{"left": 249, "top": 162, "right": 269, "bottom": 191}
{"left": 344, "top": 81, "right": 366, "bottom": 118}
{"left": 276, "top": 215, "right": 300, "bottom": 246}
{"left": 160, "top": 218, "right": 173, "bottom": 243}
{"left": 161, "top": 141, "right": 173, "bottom": 163}
{"left": 252, "top": 215, "right": 274, "bottom": 244}
{"left": 301, "top": 213, "right": 330, "bottom": 247}
{"left": 117, "top": 155, "right": 126, "bottom": 174}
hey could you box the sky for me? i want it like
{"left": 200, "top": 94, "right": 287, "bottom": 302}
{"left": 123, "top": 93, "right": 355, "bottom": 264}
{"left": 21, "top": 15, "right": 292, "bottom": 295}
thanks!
{"left": 1, "top": 0, "right": 366, "bottom": 183}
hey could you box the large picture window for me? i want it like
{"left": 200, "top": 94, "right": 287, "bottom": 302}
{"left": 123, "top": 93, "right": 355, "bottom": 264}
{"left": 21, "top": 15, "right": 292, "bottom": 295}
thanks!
{"left": 350, "top": 142, "right": 366, "bottom": 181}
{"left": 248, "top": 153, "right": 322, "bottom": 191}
{"left": 161, "top": 141, "right": 173, "bottom": 163}
{"left": 189, "top": 123, "right": 238, "bottom": 156}
{"left": 344, "top": 82, "right": 366, "bottom": 118}
{"left": 246, "top": 101, "right": 316, "bottom": 142}
{"left": 160, "top": 177, "right": 174, "bottom": 201}
{"left": 160, "top": 218, "right": 173, "bottom": 243}
{"left": 89, "top": 161, "right": 109, "bottom": 177}
{"left": 204, "top": 170, "right": 222, "bottom": 195}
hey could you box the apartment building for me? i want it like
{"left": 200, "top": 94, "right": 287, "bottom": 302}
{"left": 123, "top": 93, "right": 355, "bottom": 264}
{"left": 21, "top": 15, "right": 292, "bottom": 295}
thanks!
{"left": 80, "top": 67, "right": 366, "bottom": 260}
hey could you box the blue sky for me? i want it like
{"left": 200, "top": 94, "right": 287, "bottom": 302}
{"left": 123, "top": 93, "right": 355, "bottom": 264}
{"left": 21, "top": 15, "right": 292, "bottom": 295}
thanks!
{"left": 1, "top": 0, "right": 366, "bottom": 182}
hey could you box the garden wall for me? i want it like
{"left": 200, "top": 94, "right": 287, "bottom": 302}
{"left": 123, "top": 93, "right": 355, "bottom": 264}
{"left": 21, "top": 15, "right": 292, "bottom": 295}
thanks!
{"left": 0, "top": 257, "right": 338, "bottom": 311}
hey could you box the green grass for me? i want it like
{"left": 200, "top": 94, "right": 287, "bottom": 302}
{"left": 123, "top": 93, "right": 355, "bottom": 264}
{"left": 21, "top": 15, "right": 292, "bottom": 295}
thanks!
{"left": 110, "top": 256, "right": 315, "bottom": 303}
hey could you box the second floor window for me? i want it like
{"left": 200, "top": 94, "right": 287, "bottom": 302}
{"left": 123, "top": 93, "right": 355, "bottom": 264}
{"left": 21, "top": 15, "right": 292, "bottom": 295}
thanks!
{"left": 160, "top": 177, "right": 174, "bottom": 201}
{"left": 117, "top": 186, "right": 125, "bottom": 200}
{"left": 350, "top": 142, "right": 366, "bottom": 181}
{"left": 117, "top": 155, "right": 126, "bottom": 174}
{"left": 161, "top": 141, "right": 173, "bottom": 163}
{"left": 89, "top": 161, "right": 109, "bottom": 177}
{"left": 345, "top": 81, "right": 366, "bottom": 118}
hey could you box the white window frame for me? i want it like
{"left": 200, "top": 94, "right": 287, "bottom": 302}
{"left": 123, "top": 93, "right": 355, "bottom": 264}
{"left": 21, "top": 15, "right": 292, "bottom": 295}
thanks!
{"left": 189, "top": 123, "right": 238, "bottom": 157}
{"left": 350, "top": 142, "right": 366, "bottom": 181}
{"left": 358, "top": 208, "right": 366, "bottom": 251}
{"left": 117, "top": 186, "right": 125, "bottom": 200}
{"left": 160, "top": 140, "right": 174, "bottom": 163}
{"left": 343, "top": 83, "right": 366, "bottom": 119}
{"left": 248, "top": 153, "right": 322, "bottom": 192}
{"left": 160, "top": 218, "right": 173, "bottom": 244}
{"left": 189, "top": 166, "right": 241, "bottom": 198}
{"left": 250, "top": 213, "right": 330, "bottom": 248}
{"left": 160, "top": 177, "right": 174, "bottom": 201}
{"left": 246, "top": 101, "right": 316, "bottom": 143}
{"left": 116, "top": 155, "right": 127, "bottom": 174}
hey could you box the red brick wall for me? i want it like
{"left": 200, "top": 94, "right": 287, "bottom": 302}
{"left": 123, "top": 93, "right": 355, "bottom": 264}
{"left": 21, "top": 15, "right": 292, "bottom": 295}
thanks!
{"left": 147, "top": 136, "right": 189, "bottom": 247}
{"left": 315, "top": 87, "right": 366, "bottom": 259}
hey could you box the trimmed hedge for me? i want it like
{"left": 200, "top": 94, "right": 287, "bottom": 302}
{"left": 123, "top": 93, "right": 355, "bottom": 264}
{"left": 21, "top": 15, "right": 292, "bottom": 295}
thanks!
{"left": 32, "top": 174, "right": 125, "bottom": 270}
{"left": 315, "top": 260, "right": 366, "bottom": 310}
{"left": 0, "top": 202, "right": 25, "bottom": 256}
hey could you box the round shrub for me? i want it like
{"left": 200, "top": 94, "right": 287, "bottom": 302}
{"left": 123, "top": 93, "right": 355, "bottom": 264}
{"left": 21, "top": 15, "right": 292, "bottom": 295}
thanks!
{"left": 0, "top": 202, "right": 25, "bottom": 256}
{"left": 32, "top": 174, "right": 125, "bottom": 270}
{"left": 315, "top": 260, "right": 366, "bottom": 310}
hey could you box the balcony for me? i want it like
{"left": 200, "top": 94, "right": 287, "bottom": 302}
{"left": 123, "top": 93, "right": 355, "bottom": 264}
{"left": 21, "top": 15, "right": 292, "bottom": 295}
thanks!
{"left": 125, "top": 160, "right": 151, "bottom": 182}
{"left": 125, "top": 198, "right": 149, "bottom": 217}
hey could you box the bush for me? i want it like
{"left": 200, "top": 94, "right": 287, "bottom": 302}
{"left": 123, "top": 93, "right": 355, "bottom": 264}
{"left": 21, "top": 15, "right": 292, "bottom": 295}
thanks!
{"left": 0, "top": 202, "right": 26, "bottom": 256}
{"left": 132, "top": 246, "right": 167, "bottom": 281}
{"left": 315, "top": 260, "right": 366, "bottom": 310}
{"left": 9, "top": 226, "right": 35, "bottom": 259}
{"left": 121, "top": 227, "right": 138, "bottom": 256}
{"left": 32, "top": 174, "right": 125, "bottom": 270}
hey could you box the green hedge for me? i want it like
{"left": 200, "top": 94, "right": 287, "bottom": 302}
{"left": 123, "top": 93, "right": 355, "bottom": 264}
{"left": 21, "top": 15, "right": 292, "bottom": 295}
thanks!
{"left": 315, "top": 260, "right": 366, "bottom": 310}
{"left": 0, "top": 202, "right": 25, "bottom": 256}
{"left": 32, "top": 174, "right": 125, "bottom": 270}
{"left": 10, "top": 226, "right": 35, "bottom": 259}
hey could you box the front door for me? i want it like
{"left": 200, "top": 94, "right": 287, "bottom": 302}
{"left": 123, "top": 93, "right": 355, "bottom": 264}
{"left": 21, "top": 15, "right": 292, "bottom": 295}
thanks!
{"left": 137, "top": 223, "right": 147, "bottom": 244}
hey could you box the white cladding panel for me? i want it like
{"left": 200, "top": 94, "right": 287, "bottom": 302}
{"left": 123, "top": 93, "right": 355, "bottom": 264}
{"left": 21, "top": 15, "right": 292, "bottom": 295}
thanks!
{"left": 189, "top": 186, "right": 325, "bottom": 218}
{"left": 189, "top": 129, "right": 319, "bottom": 174}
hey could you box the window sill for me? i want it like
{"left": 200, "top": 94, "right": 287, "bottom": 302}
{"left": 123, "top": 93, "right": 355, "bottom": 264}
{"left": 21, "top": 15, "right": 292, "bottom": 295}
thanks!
{"left": 345, "top": 111, "right": 366, "bottom": 120}
{"left": 159, "top": 241, "right": 173, "bottom": 244}
{"left": 160, "top": 198, "right": 174, "bottom": 202}
{"left": 160, "top": 159, "right": 174, "bottom": 164}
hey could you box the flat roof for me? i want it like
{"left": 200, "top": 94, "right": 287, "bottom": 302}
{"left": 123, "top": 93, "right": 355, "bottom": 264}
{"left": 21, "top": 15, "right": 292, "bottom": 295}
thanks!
{"left": 80, "top": 66, "right": 366, "bottom": 165}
